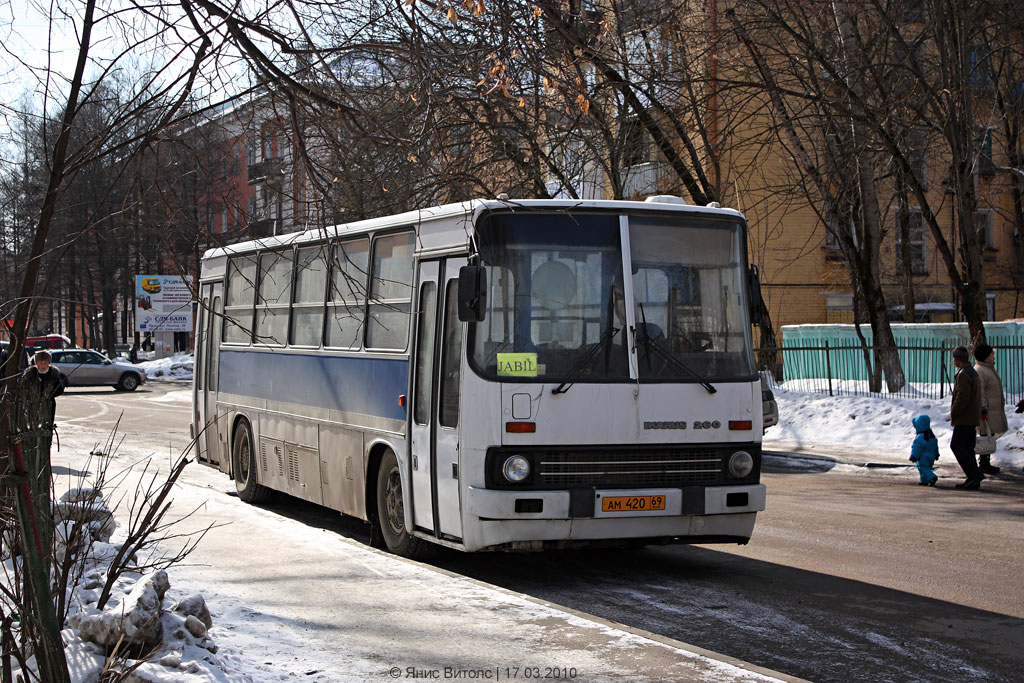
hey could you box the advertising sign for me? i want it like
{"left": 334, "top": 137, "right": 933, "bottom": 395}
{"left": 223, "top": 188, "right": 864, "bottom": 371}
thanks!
{"left": 135, "top": 275, "right": 194, "bottom": 332}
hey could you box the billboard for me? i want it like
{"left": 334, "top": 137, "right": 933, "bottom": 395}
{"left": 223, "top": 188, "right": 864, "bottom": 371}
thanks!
{"left": 135, "top": 275, "right": 194, "bottom": 333}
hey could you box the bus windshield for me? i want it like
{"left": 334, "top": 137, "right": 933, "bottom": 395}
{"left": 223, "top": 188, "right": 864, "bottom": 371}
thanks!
{"left": 469, "top": 211, "right": 756, "bottom": 383}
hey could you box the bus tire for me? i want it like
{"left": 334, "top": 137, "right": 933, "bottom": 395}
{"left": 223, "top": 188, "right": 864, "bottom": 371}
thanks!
{"left": 375, "top": 450, "right": 428, "bottom": 559}
{"left": 232, "top": 419, "right": 271, "bottom": 504}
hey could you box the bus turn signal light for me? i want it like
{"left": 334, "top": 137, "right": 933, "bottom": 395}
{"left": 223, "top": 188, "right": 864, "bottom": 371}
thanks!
{"left": 398, "top": 394, "right": 406, "bottom": 407}
{"left": 729, "top": 420, "right": 753, "bottom": 430}
{"left": 505, "top": 422, "right": 536, "bottom": 433}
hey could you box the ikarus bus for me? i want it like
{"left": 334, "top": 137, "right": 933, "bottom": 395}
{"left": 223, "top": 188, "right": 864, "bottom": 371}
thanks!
{"left": 191, "top": 197, "right": 767, "bottom": 556}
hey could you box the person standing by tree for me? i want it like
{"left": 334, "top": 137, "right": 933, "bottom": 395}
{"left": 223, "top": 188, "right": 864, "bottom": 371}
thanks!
{"left": 973, "top": 343, "right": 1006, "bottom": 475}
{"left": 949, "top": 346, "right": 983, "bottom": 489}
{"left": 20, "top": 351, "right": 65, "bottom": 420}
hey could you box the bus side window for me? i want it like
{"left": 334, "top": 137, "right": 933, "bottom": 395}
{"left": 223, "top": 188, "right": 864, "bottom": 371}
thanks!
{"left": 291, "top": 245, "right": 328, "bottom": 347}
{"left": 256, "top": 249, "right": 293, "bottom": 347}
{"left": 224, "top": 256, "right": 257, "bottom": 344}
{"left": 367, "top": 232, "right": 415, "bottom": 351}
{"left": 326, "top": 238, "right": 368, "bottom": 349}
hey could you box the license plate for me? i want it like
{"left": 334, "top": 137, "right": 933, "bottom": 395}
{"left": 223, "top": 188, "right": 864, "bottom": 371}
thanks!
{"left": 600, "top": 495, "right": 666, "bottom": 513}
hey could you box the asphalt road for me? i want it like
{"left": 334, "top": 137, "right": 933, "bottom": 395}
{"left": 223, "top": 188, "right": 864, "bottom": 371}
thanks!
{"left": 57, "top": 383, "right": 1024, "bottom": 682}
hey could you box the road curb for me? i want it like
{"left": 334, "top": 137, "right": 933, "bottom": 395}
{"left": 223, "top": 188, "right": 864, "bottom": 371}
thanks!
{"left": 763, "top": 449, "right": 911, "bottom": 470}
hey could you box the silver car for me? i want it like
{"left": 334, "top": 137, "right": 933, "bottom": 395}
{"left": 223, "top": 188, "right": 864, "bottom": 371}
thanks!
{"left": 49, "top": 349, "right": 147, "bottom": 391}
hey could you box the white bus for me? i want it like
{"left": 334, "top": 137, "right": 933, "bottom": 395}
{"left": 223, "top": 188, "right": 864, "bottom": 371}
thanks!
{"left": 192, "top": 197, "right": 767, "bottom": 556}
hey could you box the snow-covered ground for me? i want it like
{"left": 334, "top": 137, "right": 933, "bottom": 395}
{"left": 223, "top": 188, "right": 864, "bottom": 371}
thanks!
{"left": 764, "top": 384, "right": 1024, "bottom": 471}
{"left": 136, "top": 353, "right": 194, "bottom": 380}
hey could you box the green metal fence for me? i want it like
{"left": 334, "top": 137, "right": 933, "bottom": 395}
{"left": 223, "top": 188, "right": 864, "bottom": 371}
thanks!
{"left": 756, "top": 341, "right": 1024, "bottom": 404}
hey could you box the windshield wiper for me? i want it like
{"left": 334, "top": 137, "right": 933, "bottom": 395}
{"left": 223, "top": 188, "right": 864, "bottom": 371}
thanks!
{"left": 552, "top": 293, "right": 621, "bottom": 395}
{"left": 551, "top": 324, "right": 620, "bottom": 395}
{"left": 636, "top": 304, "right": 717, "bottom": 394}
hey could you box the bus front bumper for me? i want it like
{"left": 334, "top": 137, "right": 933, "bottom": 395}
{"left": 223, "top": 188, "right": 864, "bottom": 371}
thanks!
{"left": 461, "top": 484, "right": 765, "bottom": 551}
{"left": 466, "top": 483, "right": 765, "bottom": 520}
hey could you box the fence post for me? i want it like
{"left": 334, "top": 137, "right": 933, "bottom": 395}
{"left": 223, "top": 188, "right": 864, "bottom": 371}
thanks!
{"left": 825, "top": 341, "right": 834, "bottom": 397}
{"left": 939, "top": 341, "right": 945, "bottom": 400}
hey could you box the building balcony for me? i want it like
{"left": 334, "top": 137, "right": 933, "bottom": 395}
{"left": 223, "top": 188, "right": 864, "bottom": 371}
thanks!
{"left": 247, "top": 218, "right": 279, "bottom": 238}
{"left": 620, "top": 161, "right": 669, "bottom": 198}
{"left": 248, "top": 157, "right": 284, "bottom": 186}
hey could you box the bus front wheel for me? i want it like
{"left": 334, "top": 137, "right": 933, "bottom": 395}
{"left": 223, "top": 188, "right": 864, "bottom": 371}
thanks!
{"left": 375, "top": 451, "right": 428, "bottom": 559}
{"left": 232, "top": 419, "right": 271, "bottom": 504}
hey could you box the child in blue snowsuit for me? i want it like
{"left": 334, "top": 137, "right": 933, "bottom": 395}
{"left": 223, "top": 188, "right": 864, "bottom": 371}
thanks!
{"left": 910, "top": 414, "right": 939, "bottom": 486}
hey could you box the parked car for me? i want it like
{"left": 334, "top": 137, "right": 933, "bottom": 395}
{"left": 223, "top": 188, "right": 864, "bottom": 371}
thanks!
{"left": 25, "top": 333, "right": 72, "bottom": 349}
{"left": 48, "top": 349, "right": 147, "bottom": 391}
{"left": 761, "top": 374, "right": 779, "bottom": 433}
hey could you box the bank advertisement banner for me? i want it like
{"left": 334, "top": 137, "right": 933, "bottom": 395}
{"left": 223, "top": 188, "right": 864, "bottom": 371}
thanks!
{"left": 135, "top": 275, "right": 194, "bottom": 332}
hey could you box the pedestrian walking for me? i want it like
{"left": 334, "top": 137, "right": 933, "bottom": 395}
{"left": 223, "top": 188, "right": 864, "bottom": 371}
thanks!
{"left": 20, "top": 350, "right": 65, "bottom": 419}
{"left": 909, "top": 414, "right": 938, "bottom": 486}
{"left": 949, "top": 346, "right": 983, "bottom": 490}
{"left": 972, "top": 343, "right": 1006, "bottom": 475}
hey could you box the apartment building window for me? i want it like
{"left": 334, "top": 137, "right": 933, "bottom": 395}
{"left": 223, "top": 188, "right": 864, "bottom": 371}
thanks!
{"left": 823, "top": 212, "right": 851, "bottom": 261}
{"left": 221, "top": 207, "right": 228, "bottom": 234}
{"left": 621, "top": 118, "right": 647, "bottom": 167}
{"left": 976, "top": 210, "right": 995, "bottom": 250}
{"left": 908, "top": 211, "right": 928, "bottom": 274}
{"left": 450, "top": 124, "right": 472, "bottom": 157}
{"left": 909, "top": 129, "right": 928, "bottom": 189}
{"left": 969, "top": 47, "right": 993, "bottom": 88}
{"left": 824, "top": 224, "right": 842, "bottom": 252}
{"left": 974, "top": 127, "right": 994, "bottom": 176}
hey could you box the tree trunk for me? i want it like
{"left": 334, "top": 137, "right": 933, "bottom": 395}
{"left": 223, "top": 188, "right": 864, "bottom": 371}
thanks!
{"left": 833, "top": 0, "right": 905, "bottom": 392}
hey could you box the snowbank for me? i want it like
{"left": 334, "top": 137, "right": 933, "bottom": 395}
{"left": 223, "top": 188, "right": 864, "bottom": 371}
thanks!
{"left": 765, "top": 384, "right": 1024, "bottom": 470}
{"left": 137, "top": 354, "right": 193, "bottom": 380}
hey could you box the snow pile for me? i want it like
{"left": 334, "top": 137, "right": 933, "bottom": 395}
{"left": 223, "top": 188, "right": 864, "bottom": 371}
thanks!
{"left": 10, "top": 490, "right": 231, "bottom": 683}
{"left": 138, "top": 354, "right": 194, "bottom": 380}
{"left": 766, "top": 384, "right": 1024, "bottom": 469}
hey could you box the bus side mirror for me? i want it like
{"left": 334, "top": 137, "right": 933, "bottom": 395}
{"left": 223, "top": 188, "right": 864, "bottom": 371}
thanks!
{"left": 749, "top": 265, "right": 764, "bottom": 327}
{"left": 458, "top": 265, "right": 487, "bottom": 322}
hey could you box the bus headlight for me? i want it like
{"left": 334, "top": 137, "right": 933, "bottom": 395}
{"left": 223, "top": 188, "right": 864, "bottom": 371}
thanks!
{"left": 728, "top": 451, "right": 754, "bottom": 478}
{"left": 502, "top": 455, "right": 531, "bottom": 483}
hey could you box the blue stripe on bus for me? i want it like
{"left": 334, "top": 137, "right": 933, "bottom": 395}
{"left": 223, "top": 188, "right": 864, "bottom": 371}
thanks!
{"left": 217, "top": 350, "right": 409, "bottom": 421}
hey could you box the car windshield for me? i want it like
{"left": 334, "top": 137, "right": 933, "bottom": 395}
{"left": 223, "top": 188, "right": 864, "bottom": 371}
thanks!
{"left": 469, "top": 210, "right": 755, "bottom": 383}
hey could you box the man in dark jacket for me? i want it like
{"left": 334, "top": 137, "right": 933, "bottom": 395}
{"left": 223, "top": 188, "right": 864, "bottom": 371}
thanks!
{"left": 20, "top": 350, "right": 65, "bottom": 420}
{"left": 949, "top": 346, "right": 983, "bottom": 489}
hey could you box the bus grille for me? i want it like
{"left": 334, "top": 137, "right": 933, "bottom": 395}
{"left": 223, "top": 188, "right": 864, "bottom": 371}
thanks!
{"left": 536, "top": 449, "right": 723, "bottom": 487}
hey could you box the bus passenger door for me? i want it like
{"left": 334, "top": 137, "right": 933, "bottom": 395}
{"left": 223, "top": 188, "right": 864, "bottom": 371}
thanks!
{"left": 433, "top": 272, "right": 464, "bottom": 540}
{"left": 196, "top": 283, "right": 223, "bottom": 466}
{"left": 194, "top": 285, "right": 211, "bottom": 463}
{"left": 409, "top": 262, "right": 439, "bottom": 533}
{"left": 410, "top": 262, "right": 464, "bottom": 541}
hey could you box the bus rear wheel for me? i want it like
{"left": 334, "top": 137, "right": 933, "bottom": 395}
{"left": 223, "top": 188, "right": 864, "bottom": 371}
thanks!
{"left": 375, "top": 451, "right": 428, "bottom": 559}
{"left": 232, "top": 419, "right": 271, "bottom": 504}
